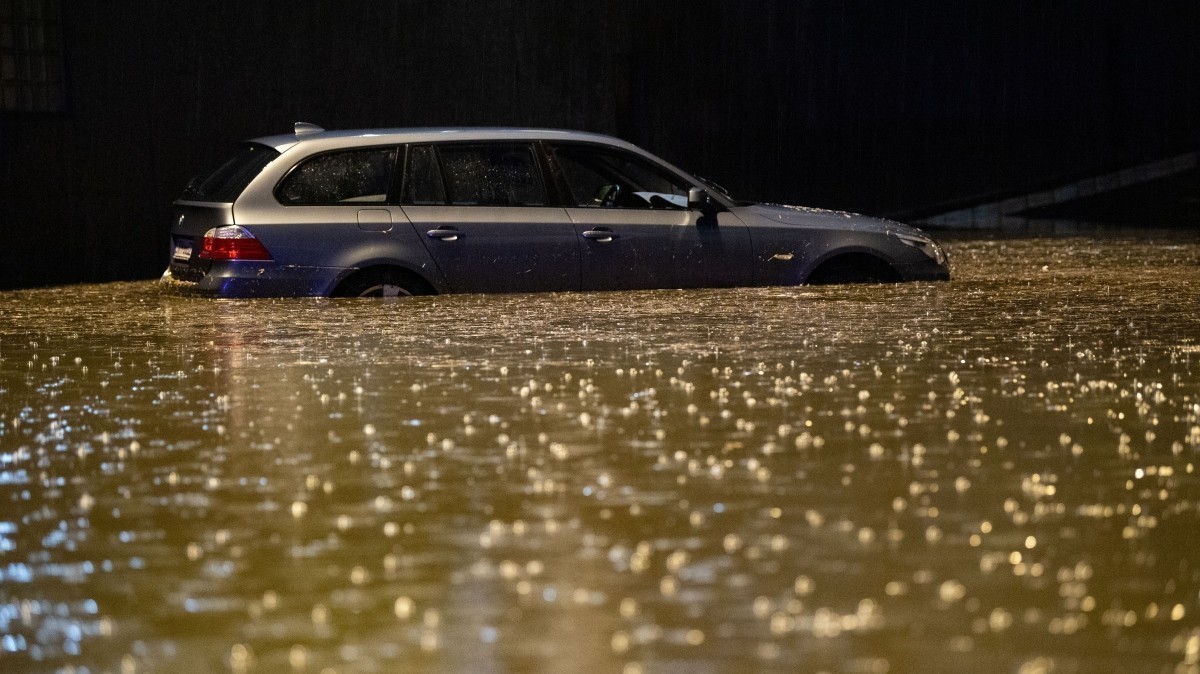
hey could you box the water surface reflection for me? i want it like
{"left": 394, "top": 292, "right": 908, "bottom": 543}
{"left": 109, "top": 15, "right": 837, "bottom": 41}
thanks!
{"left": 2, "top": 234, "right": 1199, "bottom": 672}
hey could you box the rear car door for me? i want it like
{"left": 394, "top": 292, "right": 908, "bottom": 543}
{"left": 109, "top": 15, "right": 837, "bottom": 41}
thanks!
{"left": 401, "top": 143, "right": 579, "bottom": 294}
{"left": 548, "top": 143, "right": 753, "bottom": 291}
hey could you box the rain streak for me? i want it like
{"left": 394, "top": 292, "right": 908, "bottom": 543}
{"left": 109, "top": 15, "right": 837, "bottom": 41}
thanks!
{"left": 2, "top": 234, "right": 1199, "bottom": 672}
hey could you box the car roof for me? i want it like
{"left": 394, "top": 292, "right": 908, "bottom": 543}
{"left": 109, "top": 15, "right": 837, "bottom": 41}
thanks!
{"left": 243, "top": 124, "right": 737, "bottom": 210}
{"left": 250, "top": 126, "right": 642, "bottom": 153}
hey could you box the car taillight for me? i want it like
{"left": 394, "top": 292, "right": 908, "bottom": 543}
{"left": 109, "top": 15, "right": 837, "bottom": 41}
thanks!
{"left": 198, "top": 226, "right": 273, "bottom": 261}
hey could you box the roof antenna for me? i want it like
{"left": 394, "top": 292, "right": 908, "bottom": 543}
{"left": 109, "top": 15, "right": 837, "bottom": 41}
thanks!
{"left": 294, "top": 122, "right": 325, "bottom": 136}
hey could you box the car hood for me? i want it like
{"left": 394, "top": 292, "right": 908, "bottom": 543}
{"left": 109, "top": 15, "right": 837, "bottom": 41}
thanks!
{"left": 739, "top": 203, "right": 922, "bottom": 235}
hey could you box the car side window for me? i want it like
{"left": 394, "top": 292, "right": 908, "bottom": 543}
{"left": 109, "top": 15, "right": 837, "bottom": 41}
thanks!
{"left": 404, "top": 145, "right": 447, "bottom": 205}
{"left": 276, "top": 148, "right": 397, "bottom": 205}
{"left": 551, "top": 145, "right": 690, "bottom": 209}
{"left": 438, "top": 144, "right": 546, "bottom": 207}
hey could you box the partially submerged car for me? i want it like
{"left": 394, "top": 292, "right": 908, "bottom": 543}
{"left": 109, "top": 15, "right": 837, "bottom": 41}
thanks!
{"left": 164, "top": 124, "right": 949, "bottom": 297}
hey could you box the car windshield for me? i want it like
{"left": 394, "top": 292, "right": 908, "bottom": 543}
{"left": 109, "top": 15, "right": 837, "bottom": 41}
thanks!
{"left": 181, "top": 143, "right": 280, "bottom": 202}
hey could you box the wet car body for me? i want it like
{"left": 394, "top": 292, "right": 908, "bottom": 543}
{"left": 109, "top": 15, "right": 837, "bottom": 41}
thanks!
{"left": 164, "top": 126, "right": 949, "bottom": 297}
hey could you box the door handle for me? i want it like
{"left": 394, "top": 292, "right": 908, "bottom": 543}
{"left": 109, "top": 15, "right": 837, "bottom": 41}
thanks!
{"left": 426, "top": 227, "right": 460, "bottom": 241}
{"left": 582, "top": 229, "right": 614, "bottom": 243}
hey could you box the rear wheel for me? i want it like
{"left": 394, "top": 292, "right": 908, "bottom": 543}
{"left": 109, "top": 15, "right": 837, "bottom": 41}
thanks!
{"left": 332, "top": 268, "right": 432, "bottom": 298}
{"left": 805, "top": 254, "right": 901, "bottom": 285}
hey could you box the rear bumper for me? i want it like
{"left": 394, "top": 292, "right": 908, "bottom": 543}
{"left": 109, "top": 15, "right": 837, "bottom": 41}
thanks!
{"left": 161, "top": 262, "right": 346, "bottom": 298}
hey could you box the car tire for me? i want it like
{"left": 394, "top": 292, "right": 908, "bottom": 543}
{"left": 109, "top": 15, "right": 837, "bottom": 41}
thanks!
{"left": 333, "top": 268, "right": 431, "bottom": 298}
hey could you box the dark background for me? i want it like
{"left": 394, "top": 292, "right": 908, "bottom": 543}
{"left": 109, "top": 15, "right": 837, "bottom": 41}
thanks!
{"left": 2, "top": 1, "right": 1198, "bottom": 290}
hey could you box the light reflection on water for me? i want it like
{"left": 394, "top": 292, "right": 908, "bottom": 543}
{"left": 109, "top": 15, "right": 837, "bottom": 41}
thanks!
{"left": 2, "top": 234, "right": 1200, "bottom": 673}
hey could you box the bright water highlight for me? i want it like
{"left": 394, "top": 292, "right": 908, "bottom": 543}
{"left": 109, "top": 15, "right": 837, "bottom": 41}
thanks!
{"left": 2, "top": 234, "right": 1199, "bottom": 672}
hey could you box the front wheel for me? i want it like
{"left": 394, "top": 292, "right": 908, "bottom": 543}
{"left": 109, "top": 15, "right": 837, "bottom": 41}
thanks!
{"left": 805, "top": 254, "right": 901, "bottom": 285}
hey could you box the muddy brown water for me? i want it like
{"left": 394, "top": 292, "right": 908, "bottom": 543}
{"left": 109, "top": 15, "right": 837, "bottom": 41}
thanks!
{"left": 2, "top": 233, "right": 1199, "bottom": 673}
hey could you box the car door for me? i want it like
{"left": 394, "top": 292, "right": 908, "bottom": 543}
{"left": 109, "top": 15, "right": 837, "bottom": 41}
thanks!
{"left": 401, "top": 143, "right": 579, "bottom": 294}
{"left": 548, "top": 143, "right": 753, "bottom": 291}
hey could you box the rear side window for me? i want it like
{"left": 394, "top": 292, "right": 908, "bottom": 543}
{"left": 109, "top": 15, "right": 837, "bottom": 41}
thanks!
{"left": 404, "top": 145, "right": 447, "bottom": 205}
{"left": 182, "top": 143, "right": 280, "bottom": 202}
{"left": 276, "top": 148, "right": 398, "bottom": 205}
{"left": 438, "top": 144, "right": 546, "bottom": 206}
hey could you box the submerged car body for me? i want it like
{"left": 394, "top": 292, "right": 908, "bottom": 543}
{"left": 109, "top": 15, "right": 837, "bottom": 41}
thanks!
{"left": 164, "top": 125, "right": 949, "bottom": 297}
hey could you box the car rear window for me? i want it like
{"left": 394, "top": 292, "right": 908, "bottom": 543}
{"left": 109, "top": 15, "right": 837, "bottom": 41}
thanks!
{"left": 181, "top": 143, "right": 280, "bottom": 202}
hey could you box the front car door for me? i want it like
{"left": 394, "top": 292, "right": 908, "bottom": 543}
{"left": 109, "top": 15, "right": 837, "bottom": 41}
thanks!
{"left": 547, "top": 143, "right": 753, "bottom": 291}
{"left": 402, "top": 143, "right": 579, "bottom": 294}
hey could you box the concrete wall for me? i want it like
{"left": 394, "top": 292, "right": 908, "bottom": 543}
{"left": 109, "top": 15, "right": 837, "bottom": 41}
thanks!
{"left": 2, "top": 1, "right": 1197, "bottom": 289}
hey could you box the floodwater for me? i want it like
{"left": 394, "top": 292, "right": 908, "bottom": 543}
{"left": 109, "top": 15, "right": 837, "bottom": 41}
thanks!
{"left": 2, "top": 233, "right": 1199, "bottom": 674}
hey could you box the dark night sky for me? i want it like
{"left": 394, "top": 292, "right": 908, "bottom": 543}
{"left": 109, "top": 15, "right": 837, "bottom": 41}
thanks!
{"left": 1, "top": 1, "right": 1197, "bottom": 289}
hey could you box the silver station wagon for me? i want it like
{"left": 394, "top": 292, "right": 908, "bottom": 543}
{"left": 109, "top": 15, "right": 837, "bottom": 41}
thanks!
{"left": 164, "top": 125, "right": 949, "bottom": 297}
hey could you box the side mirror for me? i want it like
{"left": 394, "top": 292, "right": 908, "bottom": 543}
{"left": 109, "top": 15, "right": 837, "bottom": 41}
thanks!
{"left": 687, "top": 187, "right": 709, "bottom": 211}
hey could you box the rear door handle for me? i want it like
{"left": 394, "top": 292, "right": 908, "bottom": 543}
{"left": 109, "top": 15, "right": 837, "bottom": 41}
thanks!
{"left": 426, "top": 227, "right": 460, "bottom": 241}
{"left": 582, "top": 228, "right": 614, "bottom": 243}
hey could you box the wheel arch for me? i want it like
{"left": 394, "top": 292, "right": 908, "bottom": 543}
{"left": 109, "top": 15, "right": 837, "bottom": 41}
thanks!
{"left": 803, "top": 249, "right": 902, "bottom": 285}
{"left": 328, "top": 262, "right": 441, "bottom": 297}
